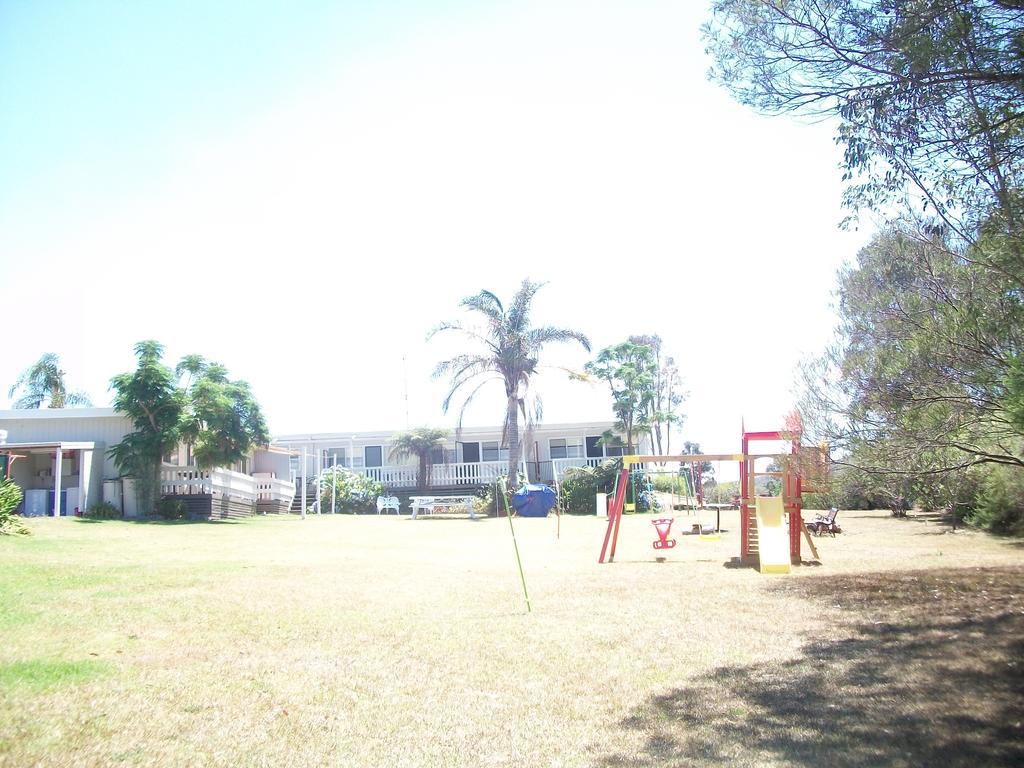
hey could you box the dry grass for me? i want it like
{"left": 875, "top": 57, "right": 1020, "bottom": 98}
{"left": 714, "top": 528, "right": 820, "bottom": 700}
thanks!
{"left": 0, "top": 508, "right": 1022, "bottom": 767}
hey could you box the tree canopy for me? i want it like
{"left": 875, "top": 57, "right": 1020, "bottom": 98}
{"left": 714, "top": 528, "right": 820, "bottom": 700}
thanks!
{"left": 109, "top": 341, "right": 269, "bottom": 514}
{"left": 389, "top": 427, "right": 450, "bottom": 490}
{"left": 432, "top": 279, "right": 590, "bottom": 493}
{"left": 706, "top": 1, "right": 1024, "bottom": 529}
{"left": 586, "top": 341, "right": 657, "bottom": 454}
{"left": 8, "top": 353, "right": 92, "bottom": 409}
{"left": 177, "top": 357, "right": 269, "bottom": 470}
{"left": 628, "top": 334, "right": 686, "bottom": 455}
{"left": 704, "top": 0, "right": 1024, "bottom": 239}
{"left": 109, "top": 341, "right": 187, "bottom": 513}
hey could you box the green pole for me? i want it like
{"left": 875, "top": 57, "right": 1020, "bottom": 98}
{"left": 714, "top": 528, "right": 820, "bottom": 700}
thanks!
{"left": 500, "top": 481, "right": 532, "bottom": 613}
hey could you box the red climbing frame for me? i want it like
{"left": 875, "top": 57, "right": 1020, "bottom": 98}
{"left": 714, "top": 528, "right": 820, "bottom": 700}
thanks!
{"left": 598, "top": 427, "right": 806, "bottom": 565}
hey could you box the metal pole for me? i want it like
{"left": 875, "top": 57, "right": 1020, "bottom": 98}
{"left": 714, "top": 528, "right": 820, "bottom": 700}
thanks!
{"left": 500, "top": 482, "right": 531, "bottom": 613}
{"left": 300, "top": 446, "right": 307, "bottom": 520}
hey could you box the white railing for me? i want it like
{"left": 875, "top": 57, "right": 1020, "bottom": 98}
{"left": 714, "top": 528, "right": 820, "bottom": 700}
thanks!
{"left": 351, "top": 465, "right": 419, "bottom": 487}
{"left": 431, "top": 460, "right": 510, "bottom": 487}
{"left": 345, "top": 460, "right": 524, "bottom": 488}
{"left": 160, "top": 466, "right": 257, "bottom": 502}
{"left": 254, "top": 474, "right": 296, "bottom": 507}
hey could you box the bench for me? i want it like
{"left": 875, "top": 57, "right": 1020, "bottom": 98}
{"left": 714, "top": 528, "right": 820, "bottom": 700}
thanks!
{"left": 409, "top": 495, "right": 478, "bottom": 519}
{"left": 376, "top": 496, "right": 401, "bottom": 515}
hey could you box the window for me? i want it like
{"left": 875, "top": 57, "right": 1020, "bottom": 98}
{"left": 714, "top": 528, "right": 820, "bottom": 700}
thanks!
{"left": 428, "top": 448, "right": 456, "bottom": 464}
{"left": 482, "top": 441, "right": 509, "bottom": 462}
{"left": 586, "top": 435, "right": 623, "bottom": 458}
{"left": 322, "top": 448, "right": 347, "bottom": 468}
{"left": 550, "top": 437, "right": 583, "bottom": 459}
{"left": 364, "top": 445, "right": 383, "bottom": 468}
{"left": 460, "top": 442, "right": 480, "bottom": 463}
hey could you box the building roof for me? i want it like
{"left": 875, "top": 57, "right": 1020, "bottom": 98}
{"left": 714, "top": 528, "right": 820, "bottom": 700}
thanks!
{"left": 0, "top": 408, "right": 120, "bottom": 420}
{"left": 273, "top": 420, "right": 617, "bottom": 443}
{"left": 0, "top": 441, "right": 96, "bottom": 451}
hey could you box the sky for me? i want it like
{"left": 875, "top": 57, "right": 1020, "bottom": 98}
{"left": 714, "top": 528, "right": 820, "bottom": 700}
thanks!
{"left": 0, "top": 0, "right": 871, "bottom": 457}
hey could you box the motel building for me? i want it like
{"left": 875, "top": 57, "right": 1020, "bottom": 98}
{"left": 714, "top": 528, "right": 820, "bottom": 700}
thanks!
{"left": 0, "top": 408, "right": 644, "bottom": 518}
{"left": 273, "top": 420, "right": 644, "bottom": 494}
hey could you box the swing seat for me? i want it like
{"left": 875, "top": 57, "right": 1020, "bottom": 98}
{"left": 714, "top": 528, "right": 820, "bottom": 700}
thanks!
{"left": 651, "top": 518, "right": 676, "bottom": 550}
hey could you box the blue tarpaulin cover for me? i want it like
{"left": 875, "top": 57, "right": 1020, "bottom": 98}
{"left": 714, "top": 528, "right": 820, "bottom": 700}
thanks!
{"left": 511, "top": 484, "right": 557, "bottom": 517}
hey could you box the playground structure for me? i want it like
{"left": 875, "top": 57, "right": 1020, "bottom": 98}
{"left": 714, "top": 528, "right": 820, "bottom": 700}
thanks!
{"left": 598, "top": 427, "right": 828, "bottom": 572}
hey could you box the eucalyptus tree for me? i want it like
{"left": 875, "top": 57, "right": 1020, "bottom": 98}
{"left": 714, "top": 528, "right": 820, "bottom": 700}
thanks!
{"left": 389, "top": 427, "right": 450, "bottom": 490}
{"left": 432, "top": 280, "right": 591, "bottom": 493}
{"left": 704, "top": 0, "right": 1024, "bottom": 245}
{"left": 8, "top": 353, "right": 92, "bottom": 409}
{"left": 628, "top": 334, "right": 685, "bottom": 455}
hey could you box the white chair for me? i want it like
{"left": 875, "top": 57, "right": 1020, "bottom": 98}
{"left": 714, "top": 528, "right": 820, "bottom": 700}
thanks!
{"left": 376, "top": 496, "right": 401, "bottom": 515}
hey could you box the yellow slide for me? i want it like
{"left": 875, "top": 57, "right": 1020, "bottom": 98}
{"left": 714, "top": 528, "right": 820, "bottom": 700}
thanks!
{"left": 755, "top": 496, "right": 791, "bottom": 574}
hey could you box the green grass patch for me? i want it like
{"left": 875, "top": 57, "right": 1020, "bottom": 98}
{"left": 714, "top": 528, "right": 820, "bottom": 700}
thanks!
{"left": 0, "top": 659, "right": 112, "bottom": 692}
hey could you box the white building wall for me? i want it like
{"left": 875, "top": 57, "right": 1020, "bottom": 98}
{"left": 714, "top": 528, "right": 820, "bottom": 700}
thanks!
{"left": 0, "top": 409, "right": 133, "bottom": 479}
{"left": 273, "top": 421, "right": 625, "bottom": 484}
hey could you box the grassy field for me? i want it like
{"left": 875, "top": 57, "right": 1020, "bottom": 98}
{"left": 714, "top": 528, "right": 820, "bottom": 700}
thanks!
{"left": 1, "top": 508, "right": 1022, "bottom": 767}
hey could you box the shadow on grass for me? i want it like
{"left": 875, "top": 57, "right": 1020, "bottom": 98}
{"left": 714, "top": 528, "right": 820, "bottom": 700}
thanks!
{"left": 598, "top": 566, "right": 1024, "bottom": 768}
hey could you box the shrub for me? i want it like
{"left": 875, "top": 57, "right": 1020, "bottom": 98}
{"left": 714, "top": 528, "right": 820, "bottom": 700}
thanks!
{"left": 85, "top": 501, "right": 122, "bottom": 520}
{"left": 560, "top": 460, "right": 627, "bottom": 515}
{"left": 475, "top": 483, "right": 499, "bottom": 517}
{"left": 319, "top": 470, "right": 385, "bottom": 514}
{"left": 0, "top": 478, "right": 28, "bottom": 535}
{"left": 155, "top": 498, "right": 187, "bottom": 520}
{"left": 969, "top": 465, "right": 1024, "bottom": 536}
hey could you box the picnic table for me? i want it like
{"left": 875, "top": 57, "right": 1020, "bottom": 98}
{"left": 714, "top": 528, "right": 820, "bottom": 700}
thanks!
{"left": 409, "top": 495, "right": 478, "bottom": 519}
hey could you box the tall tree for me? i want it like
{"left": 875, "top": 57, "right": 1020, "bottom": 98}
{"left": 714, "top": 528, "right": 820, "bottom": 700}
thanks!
{"left": 800, "top": 223, "right": 1024, "bottom": 474}
{"left": 108, "top": 341, "right": 186, "bottom": 514}
{"left": 8, "top": 353, "right": 92, "bottom": 409}
{"left": 109, "top": 342, "right": 271, "bottom": 514}
{"left": 704, "top": 0, "right": 1024, "bottom": 245}
{"left": 178, "top": 360, "right": 269, "bottom": 470}
{"left": 389, "top": 427, "right": 450, "bottom": 490}
{"left": 628, "top": 334, "right": 685, "bottom": 455}
{"left": 586, "top": 341, "right": 657, "bottom": 454}
{"left": 432, "top": 280, "right": 591, "bottom": 494}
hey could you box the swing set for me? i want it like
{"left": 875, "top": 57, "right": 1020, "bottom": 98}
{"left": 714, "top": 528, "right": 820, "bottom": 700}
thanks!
{"left": 598, "top": 427, "right": 828, "bottom": 572}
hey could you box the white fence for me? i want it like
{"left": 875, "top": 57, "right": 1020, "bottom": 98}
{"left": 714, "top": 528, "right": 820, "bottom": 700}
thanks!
{"left": 347, "top": 460, "right": 526, "bottom": 488}
{"left": 160, "top": 466, "right": 257, "bottom": 502}
{"left": 254, "top": 474, "right": 297, "bottom": 507}
{"left": 351, "top": 465, "right": 419, "bottom": 487}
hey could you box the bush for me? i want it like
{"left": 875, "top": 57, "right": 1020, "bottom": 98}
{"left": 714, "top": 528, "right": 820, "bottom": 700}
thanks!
{"left": 156, "top": 498, "right": 187, "bottom": 520}
{"left": 0, "top": 478, "right": 28, "bottom": 535}
{"left": 319, "top": 470, "right": 385, "bottom": 514}
{"left": 85, "top": 501, "right": 122, "bottom": 520}
{"left": 559, "top": 460, "right": 647, "bottom": 515}
{"left": 969, "top": 465, "right": 1024, "bottom": 535}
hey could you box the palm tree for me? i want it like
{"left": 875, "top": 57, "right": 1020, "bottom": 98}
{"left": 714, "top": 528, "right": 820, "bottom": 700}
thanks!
{"left": 8, "top": 353, "right": 92, "bottom": 409}
{"left": 432, "top": 279, "right": 590, "bottom": 494}
{"left": 389, "top": 427, "right": 450, "bottom": 490}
